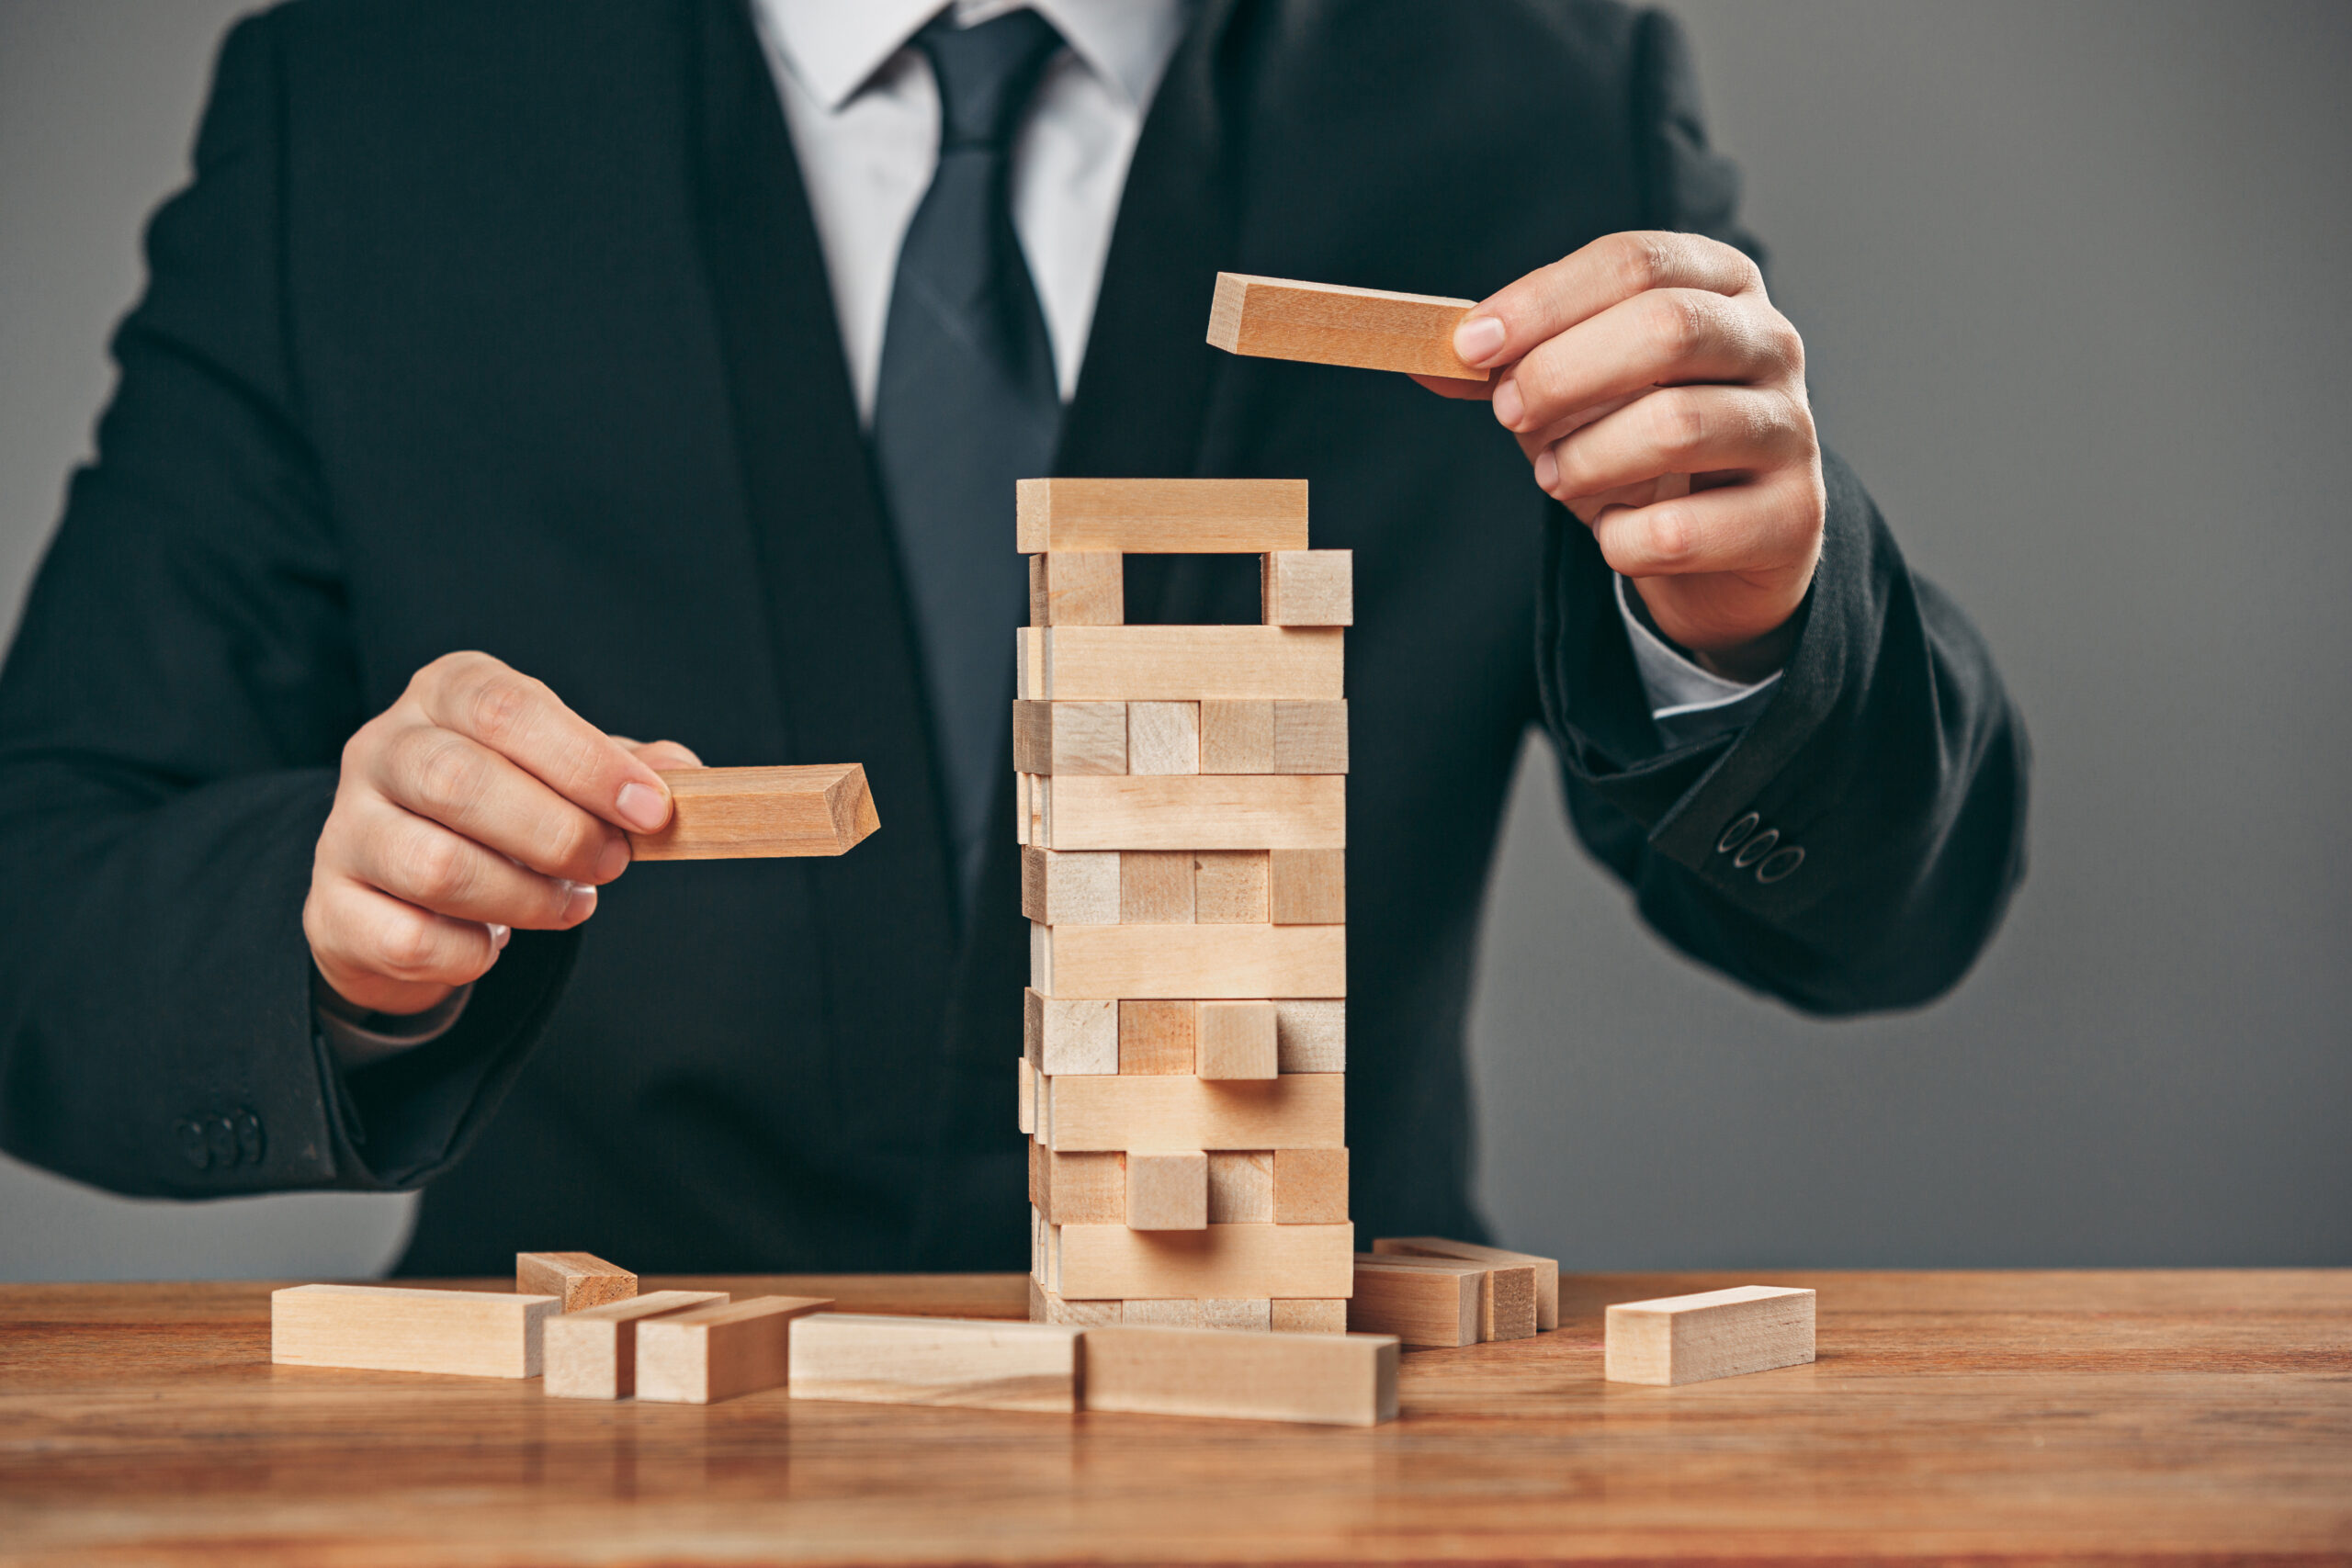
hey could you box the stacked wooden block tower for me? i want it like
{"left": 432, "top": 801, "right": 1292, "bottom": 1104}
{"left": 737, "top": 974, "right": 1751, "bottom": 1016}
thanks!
{"left": 1016, "top": 477, "right": 1354, "bottom": 1333}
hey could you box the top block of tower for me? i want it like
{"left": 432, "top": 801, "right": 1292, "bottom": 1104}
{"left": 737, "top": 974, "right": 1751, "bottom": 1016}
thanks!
{"left": 1207, "top": 274, "right": 1487, "bottom": 381}
{"left": 1017, "top": 479, "right": 1308, "bottom": 555}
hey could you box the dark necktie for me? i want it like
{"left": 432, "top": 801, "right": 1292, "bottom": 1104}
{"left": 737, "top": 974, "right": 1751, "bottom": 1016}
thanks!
{"left": 871, "top": 8, "right": 1067, "bottom": 910}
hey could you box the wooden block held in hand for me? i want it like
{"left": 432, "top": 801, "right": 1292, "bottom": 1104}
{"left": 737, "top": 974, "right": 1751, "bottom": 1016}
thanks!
{"left": 1604, "top": 1286, "right": 1816, "bottom": 1386}
{"left": 1081, "top": 1324, "right": 1399, "bottom": 1427}
{"left": 1030, "top": 551, "right": 1123, "bottom": 626}
{"left": 1055, "top": 1222, "right": 1354, "bottom": 1300}
{"left": 1037, "top": 626, "right": 1342, "bottom": 702}
{"left": 1273, "top": 701, "right": 1349, "bottom": 774}
{"left": 1270, "top": 1299, "right": 1349, "bottom": 1335}
{"left": 1272, "top": 1147, "right": 1349, "bottom": 1224}
{"left": 1012, "top": 701, "right": 1126, "bottom": 775}
{"left": 1126, "top": 1150, "right": 1209, "bottom": 1231}
{"left": 515, "top": 1252, "right": 637, "bottom": 1314}
{"left": 1034, "top": 1146, "right": 1126, "bottom": 1225}
{"left": 1120, "top": 850, "right": 1195, "bottom": 923}
{"left": 1126, "top": 702, "right": 1200, "bottom": 775}
{"left": 544, "top": 1291, "right": 729, "bottom": 1400}
{"left": 1017, "top": 478, "right": 1309, "bottom": 554}
{"left": 1268, "top": 849, "right": 1344, "bottom": 924}
{"left": 1371, "top": 1235, "right": 1560, "bottom": 1330}
{"left": 1195, "top": 999, "right": 1278, "bottom": 1079}
{"left": 1207, "top": 272, "right": 1487, "bottom": 380}
{"left": 1035, "top": 922, "right": 1345, "bottom": 999}
{"left": 790, "top": 1314, "right": 1082, "bottom": 1413}
{"left": 629, "top": 765, "right": 877, "bottom": 860}
{"left": 1274, "top": 999, "right": 1346, "bottom": 1072}
{"left": 1199, "top": 701, "right": 1274, "bottom": 774}
{"left": 1047, "top": 1072, "right": 1343, "bottom": 1153}
{"left": 1261, "top": 550, "right": 1353, "bottom": 626}
{"left": 1043, "top": 774, "right": 1344, "bottom": 852}
{"left": 1348, "top": 1256, "right": 1481, "bottom": 1348}
{"left": 271, "top": 1284, "right": 559, "bottom": 1379}
{"left": 1193, "top": 851, "right": 1270, "bottom": 923}
{"left": 1206, "top": 1150, "right": 1273, "bottom": 1224}
{"left": 635, "top": 1296, "right": 833, "bottom": 1404}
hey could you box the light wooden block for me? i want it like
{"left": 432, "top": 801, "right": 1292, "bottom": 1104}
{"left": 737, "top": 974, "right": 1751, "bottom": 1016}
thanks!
{"left": 1037, "top": 626, "right": 1342, "bottom": 701}
{"left": 1371, "top": 1236, "right": 1561, "bottom": 1331}
{"left": 1015, "top": 770, "right": 1031, "bottom": 845}
{"left": 1028, "top": 1280, "right": 1122, "bottom": 1326}
{"left": 270, "top": 1284, "right": 559, "bottom": 1379}
{"left": 1081, "top": 1324, "right": 1399, "bottom": 1427}
{"left": 1604, "top": 1286, "right": 1816, "bottom": 1386}
{"left": 514, "top": 1252, "right": 637, "bottom": 1314}
{"left": 1206, "top": 1150, "right": 1273, "bottom": 1223}
{"left": 1017, "top": 478, "right": 1309, "bottom": 554}
{"left": 1016, "top": 627, "right": 1045, "bottom": 699}
{"left": 1359, "top": 1252, "right": 1533, "bottom": 1343}
{"left": 1021, "top": 846, "right": 1120, "bottom": 925}
{"left": 1054, "top": 1222, "right": 1355, "bottom": 1300}
{"left": 635, "top": 1295, "right": 833, "bottom": 1404}
{"left": 1348, "top": 1256, "right": 1481, "bottom": 1348}
{"left": 789, "top": 1313, "right": 1083, "bottom": 1413}
{"left": 1046, "top": 1071, "right": 1344, "bottom": 1153}
{"left": 1195, "top": 999, "right": 1278, "bottom": 1079}
{"left": 1029, "top": 550, "right": 1123, "bottom": 626}
{"left": 1031, "top": 1144, "right": 1126, "bottom": 1225}
{"left": 1273, "top": 700, "right": 1349, "bottom": 774}
{"left": 1041, "top": 774, "right": 1344, "bottom": 852}
{"left": 1121, "top": 1298, "right": 1203, "bottom": 1327}
{"left": 1193, "top": 851, "right": 1271, "bottom": 923}
{"left": 628, "top": 764, "right": 878, "bottom": 860}
{"left": 1017, "top": 1055, "right": 1035, "bottom": 1134}
{"left": 1206, "top": 272, "right": 1487, "bottom": 380}
{"left": 1034, "top": 922, "right": 1346, "bottom": 999}
{"left": 1272, "top": 1147, "right": 1349, "bottom": 1224}
{"left": 1203, "top": 1298, "right": 1272, "bottom": 1332}
{"left": 1119, "top": 850, "right": 1195, "bottom": 923}
{"left": 543, "top": 1291, "right": 729, "bottom": 1400}
{"left": 1274, "top": 999, "right": 1346, "bottom": 1072}
{"left": 1126, "top": 1150, "right": 1209, "bottom": 1231}
{"left": 1261, "top": 550, "right": 1353, "bottom": 626}
{"left": 1118, "top": 999, "right": 1195, "bottom": 1073}
{"left": 1270, "top": 1299, "right": 1349, "bottom": 1335}
{"left": 1199, "top": 700, "right": 1274, "bottom": 773}
{"left": 1268, "top": 849, "right": 1345, "bottom": 924}
{"left": 1012, "top": 701, "right": 1126, "bottom": 775}
{"left": 1024, "top": 988, "right": 1118, "bottom": 1076}
{"left": 1126, "top": 701, "right": 1200, "bottom": 774}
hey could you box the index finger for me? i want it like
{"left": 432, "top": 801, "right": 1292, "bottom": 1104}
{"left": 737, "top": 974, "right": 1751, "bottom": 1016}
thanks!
{"left": 413, "top": 652, "right": 673, "bottom": 835}
{"left": 1450, "top": 231, "right": 1763, "bottom": 372}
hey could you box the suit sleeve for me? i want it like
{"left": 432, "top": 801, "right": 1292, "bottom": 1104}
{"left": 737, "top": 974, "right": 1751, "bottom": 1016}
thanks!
{"left": 0, "top": 12, "right": 573, "bottom": 1197}
{"left": 1532, "top": 7, "right": 2030, "bottom": 1013}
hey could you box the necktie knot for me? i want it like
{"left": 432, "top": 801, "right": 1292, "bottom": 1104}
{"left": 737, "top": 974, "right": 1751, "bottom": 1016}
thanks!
{"left": 916, "top": 8, "right": 1065, "bottom": 154}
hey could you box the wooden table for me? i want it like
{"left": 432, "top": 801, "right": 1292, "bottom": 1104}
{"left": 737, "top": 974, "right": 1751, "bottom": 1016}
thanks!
{"left": 2, "top": 1270, "right": 2346, "bottom": 1564}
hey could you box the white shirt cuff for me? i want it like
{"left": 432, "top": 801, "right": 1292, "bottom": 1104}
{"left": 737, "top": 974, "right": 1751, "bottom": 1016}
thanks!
{"left": 1614, "top": 574, "right": 1782, "bottom": 749}
{"left": 315, "top": 981, "right": 474, "bottom": 1071}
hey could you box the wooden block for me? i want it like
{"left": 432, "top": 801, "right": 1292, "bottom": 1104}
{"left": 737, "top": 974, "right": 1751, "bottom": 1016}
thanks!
{"left": 1024, "top": 988, "right": 1118, "bottom": 1075}
{"left": 635, "top": 1295, "right": 833, "bottom": 1404}
{"left": 1055, "top": 1222, "right": 1355, "bottom": 1300}
{"left": 1348, "top": 1257, "right": 1481, "bottom": 1348}
{"left": 1028, "top": 1280, "right": 1121, "bottom": 1326}
{"left": 1195, "top": 999, "right": 1278, "bottom": 1079}
{"left": 1081, "top": 1324, "right": 1398, "bottom": 1427}
{"left": 1268, "top": 849, "right": 1345, "bottom": 924}
{"left": 1272, "top": 1147, "right": 1349, "bottom": 1224}
{"left": 1203, "top": 1298, "right": 1272, "bottom": 1332}
{"left": 628, "top": 764, "right": 878, "bottom": 861}
{"left": 270, "top": 1285, "right": 559, "bottom": 1379}
{"left": 1121, "top": 1298, "right": 1203, "bottom": 1328}
{"left": 1126, "top": 702, "right": 1200, "bottom": 774}
{"left": 1125, "top": 1150, "right": 1208, "bottom": 1231}
{"left": 1029, "top": 550, "right": 1123, "bottom": 626}
{"left": 1273, "top": 700, "right": 1349, "bottom": 774}
{"left": 1017, "top": 478, "right": 1309, "bottom": 555}
{"left": 1371, "top": 1236, "right": 1561, "bottom": 1331}
{"left": 1017, "top": 1055, "right": 1035, "bottom": 1135}
{"left": 1274, "top": 999, "right": 1346, "bottom": 1072}
{"left": 1119, "top": 999, "right": 1195, "bottom": 1073}
{"left": 1014, "top": 770, "right": 1031, "bottom": 846}
{"left": 1358, "top": 1252, "right": 1533, "bottom": 1343}
{"left": 1206, "top": 272, "right": 1487, "bottom": 380}
{"left": 789, "top": 1313, "right": 1082, "bottom": 1413}
{"left": 1046, "top": 1072, "right": 1343, "bottom": 1153}
{"left": 514, "top": 1252, "right": 637, "bottom": 1314}
{"left": 1035, "top": 922, "right": 1345, "bottom": 998}
{"left": 1022, "top": 847, "right": 1120, "bottom": 926}
{"left": 1037, "top": 626, "right": 1342, "bottom": 701}
{"left": 1012, "top": 701, "right": 1126, "bottom": 775}
{"left": 1261, "top": 550, "right": 1353, "bottom": 626}
{"left": 1198, "top": 700, "right": 1274, "bottom": 773}
{"left": 1603, "top": 1286, "right": 1816, "bottom": 1386}
{"left": 1034, "top": 1146, "right": 1126, "bottom": 1225}
{"left": 543, "top": 1291, "right": 729, "bottom": 1400}
{"left": 1016, "top": 627, "right": 1045, "bottom": 699}
{"left": 1206, "top": 1150, "right": 1273, "bottom": 1224}
{"left": 1042, "top": 774, "right": 1344, "bottom": 852}
{"left": 1270, "top": 1299, "right": 1349, "bottom": 1335}
{"left": 1193, "top": 851, "right": 1270, "bottom": 923}
{"left": 1119, "top": 850, "right": 1195, "bottom": 923}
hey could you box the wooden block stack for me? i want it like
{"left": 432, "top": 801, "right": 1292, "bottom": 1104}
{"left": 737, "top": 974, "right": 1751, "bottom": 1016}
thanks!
{"left": 1017, "top": 479, "right": 1352, "bottom": 1335}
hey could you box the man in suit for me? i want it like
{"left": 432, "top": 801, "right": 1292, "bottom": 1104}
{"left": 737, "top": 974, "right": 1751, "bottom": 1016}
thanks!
{"left": 0, "top": 0, "right": 2026, "bottom": 1273}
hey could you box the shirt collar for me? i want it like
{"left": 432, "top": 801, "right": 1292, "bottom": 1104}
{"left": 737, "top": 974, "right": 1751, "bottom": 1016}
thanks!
{"left": 755, "top": 0, "right": 1192, "bottom": 114}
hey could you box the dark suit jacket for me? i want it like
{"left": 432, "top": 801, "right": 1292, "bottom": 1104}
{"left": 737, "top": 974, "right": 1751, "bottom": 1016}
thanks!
{"left": 0, "top": 0, "right": 2026, "bottom": 1273}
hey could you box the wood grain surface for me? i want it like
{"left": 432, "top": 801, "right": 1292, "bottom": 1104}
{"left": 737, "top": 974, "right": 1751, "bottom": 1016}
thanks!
{"left": 2, "top": 1271, "right": 2347, "bottom": 1565}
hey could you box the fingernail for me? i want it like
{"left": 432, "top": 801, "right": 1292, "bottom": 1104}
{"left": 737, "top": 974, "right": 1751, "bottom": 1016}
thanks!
{"left": 562, "top": 882, "right": 598, "bottom": 925}
{"left": 595, "top": 834, "right": 632, "bottom": 883}
{"left": 1492, "top": 378, "right": 1523, "bottom": 428}
{"left": 1533, "top": 446, "right": 1559, "bottom": 491}
{"left": 616, "top": 779, "right": 667, "bottom": 833}
{"left": 1454, "top": 314, "right": 1507, "bottom": 365}
{"left": 487, "top": 923, "right": 512, "bottom": 951}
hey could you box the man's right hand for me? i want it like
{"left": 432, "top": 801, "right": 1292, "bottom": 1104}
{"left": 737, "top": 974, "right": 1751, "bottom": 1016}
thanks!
{"left": 304, "top": 651, "right": 699, "bottom": 1017}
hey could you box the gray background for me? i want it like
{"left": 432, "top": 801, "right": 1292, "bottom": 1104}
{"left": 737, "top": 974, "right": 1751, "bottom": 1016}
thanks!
{"left": 1, "top": 0, "right": 2345, "bottom": 1280}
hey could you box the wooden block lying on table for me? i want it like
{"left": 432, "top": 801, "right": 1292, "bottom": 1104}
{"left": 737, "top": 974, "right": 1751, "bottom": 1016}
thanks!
{"left": 1118, "top": 998, "right": 1195, "bottom": 1073}
{"left": 1028, "top": 1279, "right": 1122, "bottom": 1327}
{"left": 1362, "top": 1252, "right": 1534, "bottom": 1343}
{"left": 544, "top": 1291, "right": 729, "bottom": 1400}
{"left": 271, "top": 1284, "right": 558, "bottom": 1379}
{"left": 1022, "top": 846, "right": 1120, "bottom": 925}
{"left": 1270, "top": 1299, "right": 1349, "bottom": 1335}
{"left": 1126, "top": 702, "right": 1200, "bottom": 774}
{"left": 1372, "top": 1235, "right": 1561, "bottom": 1330}
{"left": 1261, "top": 550, "right": 1353, "bottom": 626}
{"left": 1040, "top": 774, "right": 1345, "bottom": 852}
{"left": 515, "top": 1251, "right": 636, "bottom": 1314}
{"left": 1126, "top": 1150, "right": 1208, "bottom": 1231}
{"left": 1604, "top": 1285, "right": 1816, "bottom": 1386}
{"left": 1120, "top": 850, "right": 1195, "bottom": 923}
{"left": 1024, "top": 988, "right": 1118, "bottom": 1076}
{"left": 628, "top": 764, "right": 877, "bottom": 860}
{"left": 1081, "top": 1323, "right": 1399, "bottom": 1427}
{"left": 1054, "top": 1222, "right": 1355, "bottom": 1300}
{"left": 1035, "top": 922, "right": 1345, "bottom": 1000}
{"left": 1206, "top": 1150, "right": 1273, "bottom": 1223}
{"left": 1272, "top": 1147, "right": 1349, "bottom": 1224}
{"left": 1012, "top": 701, "right": 1126, "bottom": 775}
{"left": 1045, "top": 1072, "right": 1344, "bottom": 1153}
{"left": 1035, "top": 626, "right": 1343, "bottom": 701}
{"left": 1199, "top": 701, "right": 1274, "bottom": 773}
{"left": 1268, "top": 849, "right": 1344, "bottom": 924}
{"left": 1207, "top": 272, "right": 1487, "bottom": 380}
{"left": 1347, "top": 1256, "right": 1482, "bottom": 1348}
{"left": 1031, "top": 1144, "right": 1126, "bottom": 1225}
{"left": 1193, "top": 851, "right": 1270, "bottom": 922}
{"left": 1274, "top": 700, "right": 1349, "bottom": 774}
{"left": 635, "top": 1295, "right": 833, "bottom": 1404}
{"left": 1029, "top": 550, "right": 1123, "bottom": 626}
{"left": 1017, "top": 477, "right": 1309, "bottom": 554}
{"left": 790, "top": 1313, "right": 1083, "bottom": 1413}
{"left": 1274, "top": 998, "right": 1346, "bottom": 1072}
{"left": 1195, "top": 999, "right": 1278, "bottom": 1079}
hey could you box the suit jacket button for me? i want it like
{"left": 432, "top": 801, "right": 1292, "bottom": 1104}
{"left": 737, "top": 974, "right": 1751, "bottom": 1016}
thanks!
{"left": 232, "top": 1110, "right": 266, "bottom": 1166}
{"left": 1716, "top": 812, "right": 1760, "bottom": 853}
{"left": 175, "top": 1120, "right": 211, "bottom": 1170}
{"left": 1732, "top": 828, "right": 1781, "bottom": 869}
{"left": 203, "top": 1116, "right": 237, "bottom": 1169}
{"left": 1757, "top": 846, "right": 1804, "bottom": 884}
